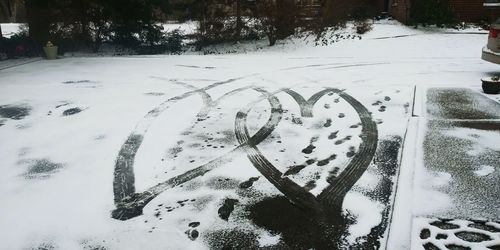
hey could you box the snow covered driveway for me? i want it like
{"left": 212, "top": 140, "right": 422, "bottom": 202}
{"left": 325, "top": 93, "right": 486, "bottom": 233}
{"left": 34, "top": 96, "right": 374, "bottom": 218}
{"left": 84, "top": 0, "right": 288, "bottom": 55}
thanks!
{"left": 0, "top": 22, "right": 499, "bottom": 249}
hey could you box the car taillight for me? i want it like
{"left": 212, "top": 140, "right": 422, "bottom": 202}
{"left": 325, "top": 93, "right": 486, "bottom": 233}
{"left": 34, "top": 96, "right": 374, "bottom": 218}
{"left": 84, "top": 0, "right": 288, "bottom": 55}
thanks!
{"left": 489, "top": 28, "right": 499, "bottom": 38}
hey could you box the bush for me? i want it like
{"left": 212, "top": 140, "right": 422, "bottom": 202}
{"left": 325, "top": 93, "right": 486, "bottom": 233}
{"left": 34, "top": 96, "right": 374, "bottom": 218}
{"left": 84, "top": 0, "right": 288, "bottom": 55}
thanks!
{"left": 164, "top": 29, "right": 184, "bottom": 54}
{"left": 110, "top": 23, "right": 164, "bottom": 48}
{"left": 135, "top": 28, "right": 185, "bottom": 54}
{"left": 22, "top": 0, "right": 178, "bottom": 54}
{"left": 0, "top": 29, "right": 38, "bottom": 59}
{"left": 191, "top": 0, "right": 266, "bottom": 49}
{"left": 44, "top": 20, "right": 175, "bottom": 54}
{"left": 253, "top": 0, "right": 298, "bottom": 46}
{"left": 48, "top": 22, "right": 88, "bottom": 54}
{"left": 354, "top": 19, "right": 373, "bottom": 35}
{"left": 194, "top": 1, "right": 237, "bottom": 49}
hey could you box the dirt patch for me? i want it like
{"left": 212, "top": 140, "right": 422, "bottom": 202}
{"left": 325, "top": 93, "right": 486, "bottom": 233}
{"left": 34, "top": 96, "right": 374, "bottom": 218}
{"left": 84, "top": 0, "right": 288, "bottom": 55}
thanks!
{"left": 301, "top": 144, "right": 316, "bottom": 154}
{"left": 185, "top": 229, "right": 199, "bottom": 240}
{"left": 423, "top": 242, "right": 440, "bottom": 250}
{"left": 317, "top": 154, "right": 337, "bottom": 166}
{"left": 284, "top": 164, "right": 307, "bottom": 176}
{"left": 247, "top": 196, "right": 348, "bottom": 249}
{"left": 22, "top": 159, "right": 64, "bottom": 179}
{"left": 427, "top": 88, "right": 500, "bottom": 119}
{"left": 430, "top": 220, "right": 460, "bottom": 230}
{"left": 63, "top": 108, "right": 83, "bottom": 116}
{"left": 334, "top": 135, "right": 352, "bottom": 145}
{"left": 206, "top": 177, "right": 239, "bottom": 190}
{"left": 239, "top": 177, "right": 260, "bottom": 189}
{"left": 204, "top": 229, "right": 260, "bottom": 249}
{"left": 144, "top": 92, "right": 165, "bottom": 96}
{"left": 346, "top": 146, "right": 356, "bottom": 158}
{"left": 455, "top": 231, "right": 492, "bottom": 242}
{"left": 0, "top": 104, "right": 31, "bottom": 120}
{"left": 324, "top": 118, "right": 332, "bottom": 127}
{"left": 30, "top": 242, "right": 56, "bottom": 250}
{"left": 469, "top": 221, "right": 500, "bottom": 233}
{"left": 420, "top": 228, "right": 431, "bottom": 239}
{"left": 81, "top": 239, "right": 107, "bottom": 250}
{"left": 328, "top": 131, "right": 339, "bottom": 140}
{"left": 218, "top": 198, "right": 238, "bottom": 221}
{"left": 62, "top": 80, "right": 97, "bottom": 84}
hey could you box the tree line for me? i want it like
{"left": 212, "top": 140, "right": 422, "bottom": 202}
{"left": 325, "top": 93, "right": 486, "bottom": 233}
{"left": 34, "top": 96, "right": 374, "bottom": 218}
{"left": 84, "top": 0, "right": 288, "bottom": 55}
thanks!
{"left": 1, "top": 0, "right": 464, "bottom": 57}
{"left": 1, "top": 0, "right": 382, "bottom": 57}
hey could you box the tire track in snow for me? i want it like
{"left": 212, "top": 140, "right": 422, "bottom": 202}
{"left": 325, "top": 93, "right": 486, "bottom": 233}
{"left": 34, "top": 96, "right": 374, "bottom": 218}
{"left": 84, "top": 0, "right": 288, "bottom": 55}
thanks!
{"left": 317, "top": 90, "right": 378, "bottom": 214}
{"left": 236, "top": 88, "right": 378, "bottom": 222}
{"left": 235, "top": 88, "right": 329, "bottom": 220}
{"left": 112, "top": 87, "right": 284, "bottom": 220}
{"left": 113, "top": 77, "right": 244, "bottom": 204}
{"left": 151, "top": 76, "right": 252, "bottom": 120}
{"left": 113, "top": 81, "right": 377, "bottom": 222}
{"left": 283, "top": 88, "right": 334, "bottom": 117}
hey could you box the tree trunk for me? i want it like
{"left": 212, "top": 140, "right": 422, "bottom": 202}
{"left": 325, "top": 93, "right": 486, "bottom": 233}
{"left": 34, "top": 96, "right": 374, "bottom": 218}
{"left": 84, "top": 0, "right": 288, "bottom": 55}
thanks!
{"left": 235, "top": 0, "right": 241, "bottom": 40}
{"left": 25, "top": 0, "right": 50, "bottom": 49}
{"left": 6, "top": 0, "right": 12, "bottom": 17}
{"left": 76, "top": 0, "right": 90, "bottom": 46}
{"left": 0, "top": 0, "right": 12, "bottom": 38}
{"left": 268, "top": 33, "right": 276, "bottom": 46}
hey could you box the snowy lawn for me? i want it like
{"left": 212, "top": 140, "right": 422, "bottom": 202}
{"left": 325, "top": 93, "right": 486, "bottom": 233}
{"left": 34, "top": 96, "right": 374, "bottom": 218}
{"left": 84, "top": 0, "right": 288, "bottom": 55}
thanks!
{"left": 0, "top": 20, "right": 499, "bottom": 249}
{"left": 0, "top": 23, "right": 24, "bottom": 38}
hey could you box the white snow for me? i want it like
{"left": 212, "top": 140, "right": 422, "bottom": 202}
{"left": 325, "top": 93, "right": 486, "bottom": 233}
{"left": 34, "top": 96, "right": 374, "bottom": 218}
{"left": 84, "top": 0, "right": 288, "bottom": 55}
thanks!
{"left": 474, "top": 165, "right": 495, "bottom": 177}
{"left": 162, "top": 21, "right": 197, "bottom": 35}
{"left": 0, "top": 23, "right": 24, "bottom": 38}
{"left": 344, "top": 192, "right": 384, "bottom": 244}
{"left": 413, "top": 168, "right": 454, "bottom": 215}
{"left": 257, "top": 231, "right": 281, "bottom": 247}
{"left": 446, "top": 128, "right": 500, "bottom": 154}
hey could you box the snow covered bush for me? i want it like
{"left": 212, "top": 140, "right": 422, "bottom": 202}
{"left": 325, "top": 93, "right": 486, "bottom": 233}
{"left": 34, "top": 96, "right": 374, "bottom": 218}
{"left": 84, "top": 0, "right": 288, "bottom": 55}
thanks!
{"left": 193, "top": 0, "right": 262, "bottom": 49}
{"left": 354, "top": 19, "right": 373, "bottom": 35}
{"left": 253, "top": 0, "right": 298, "bottom": 46}
{"left": 164, "top": 29, "right": 184, "bottom": 54}
{"left": 136, "top": 28, "right": 185, "bottom": 54}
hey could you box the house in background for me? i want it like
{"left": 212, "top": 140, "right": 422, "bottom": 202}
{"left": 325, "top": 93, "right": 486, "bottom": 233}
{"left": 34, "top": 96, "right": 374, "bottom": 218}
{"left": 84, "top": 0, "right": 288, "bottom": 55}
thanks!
{"left": 1, "top": 0, "right": 498, "bottom": 26}
{"left": 383, "top": 0, "right": 500, "bottom": 23}
{"left": 295, "top": 0, "right": 499, "bottom": 24}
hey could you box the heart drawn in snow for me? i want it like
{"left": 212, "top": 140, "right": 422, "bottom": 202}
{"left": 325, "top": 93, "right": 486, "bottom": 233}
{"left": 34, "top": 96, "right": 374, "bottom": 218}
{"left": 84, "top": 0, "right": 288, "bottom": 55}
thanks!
{"left": 111, "top": 86, "right": 378, "bottom": 222}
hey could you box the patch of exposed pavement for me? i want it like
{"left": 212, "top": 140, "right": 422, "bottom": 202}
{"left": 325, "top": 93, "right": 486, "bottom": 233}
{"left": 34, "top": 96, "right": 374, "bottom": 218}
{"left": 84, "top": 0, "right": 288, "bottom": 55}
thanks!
{"left": 21, "top": 159, "right": 64, "bottom": 179}
{"left": 0, "top": 104, "right": 31, "bottom": 120}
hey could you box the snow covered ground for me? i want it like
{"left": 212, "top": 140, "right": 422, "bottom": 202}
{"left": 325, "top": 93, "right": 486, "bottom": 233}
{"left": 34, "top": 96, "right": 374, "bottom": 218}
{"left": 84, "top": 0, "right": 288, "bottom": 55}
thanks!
{"left": 0, "top": 23, "right": 24, "bottom": 38}
{"left": 0, "top": 20, "right": 499, "bottom": 249}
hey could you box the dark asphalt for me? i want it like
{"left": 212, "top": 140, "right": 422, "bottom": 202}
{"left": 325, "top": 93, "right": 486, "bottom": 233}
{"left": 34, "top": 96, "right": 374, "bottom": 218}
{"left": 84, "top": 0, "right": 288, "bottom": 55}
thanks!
{"left": 424, "top": 88, "right": 500, "bottom": 220}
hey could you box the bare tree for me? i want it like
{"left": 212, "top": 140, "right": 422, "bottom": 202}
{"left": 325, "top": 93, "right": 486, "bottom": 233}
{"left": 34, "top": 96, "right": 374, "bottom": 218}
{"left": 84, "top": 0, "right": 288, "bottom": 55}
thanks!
{"left": 0, "top": 0, "right": 13, "bottom": 38}
{"left": 25, "top": 0, "right": 50, "bottom": 48}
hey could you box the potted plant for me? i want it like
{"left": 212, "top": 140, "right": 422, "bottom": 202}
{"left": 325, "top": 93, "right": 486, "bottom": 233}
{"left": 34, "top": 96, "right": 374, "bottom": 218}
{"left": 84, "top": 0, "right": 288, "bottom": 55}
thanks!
{"left": 43, "top": 41, "right": 58, "bottom": 60}
{"left": 481, "top": 76, "right": 500, "bottom": 94}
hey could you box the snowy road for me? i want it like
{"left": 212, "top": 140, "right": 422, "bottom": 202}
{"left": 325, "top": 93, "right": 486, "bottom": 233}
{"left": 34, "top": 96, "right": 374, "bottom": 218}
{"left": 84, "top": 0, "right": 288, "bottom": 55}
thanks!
{"left": 0, "top": 21, "right": 499, "bottom": 249}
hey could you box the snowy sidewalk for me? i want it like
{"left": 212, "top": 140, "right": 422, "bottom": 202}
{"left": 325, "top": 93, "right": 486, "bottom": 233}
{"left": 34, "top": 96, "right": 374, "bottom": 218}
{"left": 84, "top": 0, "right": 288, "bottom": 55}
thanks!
{"left": 0, "top": 58, "right": 41, "bottom": 71}
{"left": 409, "top": 88, "right": 500, "bottom": 250}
